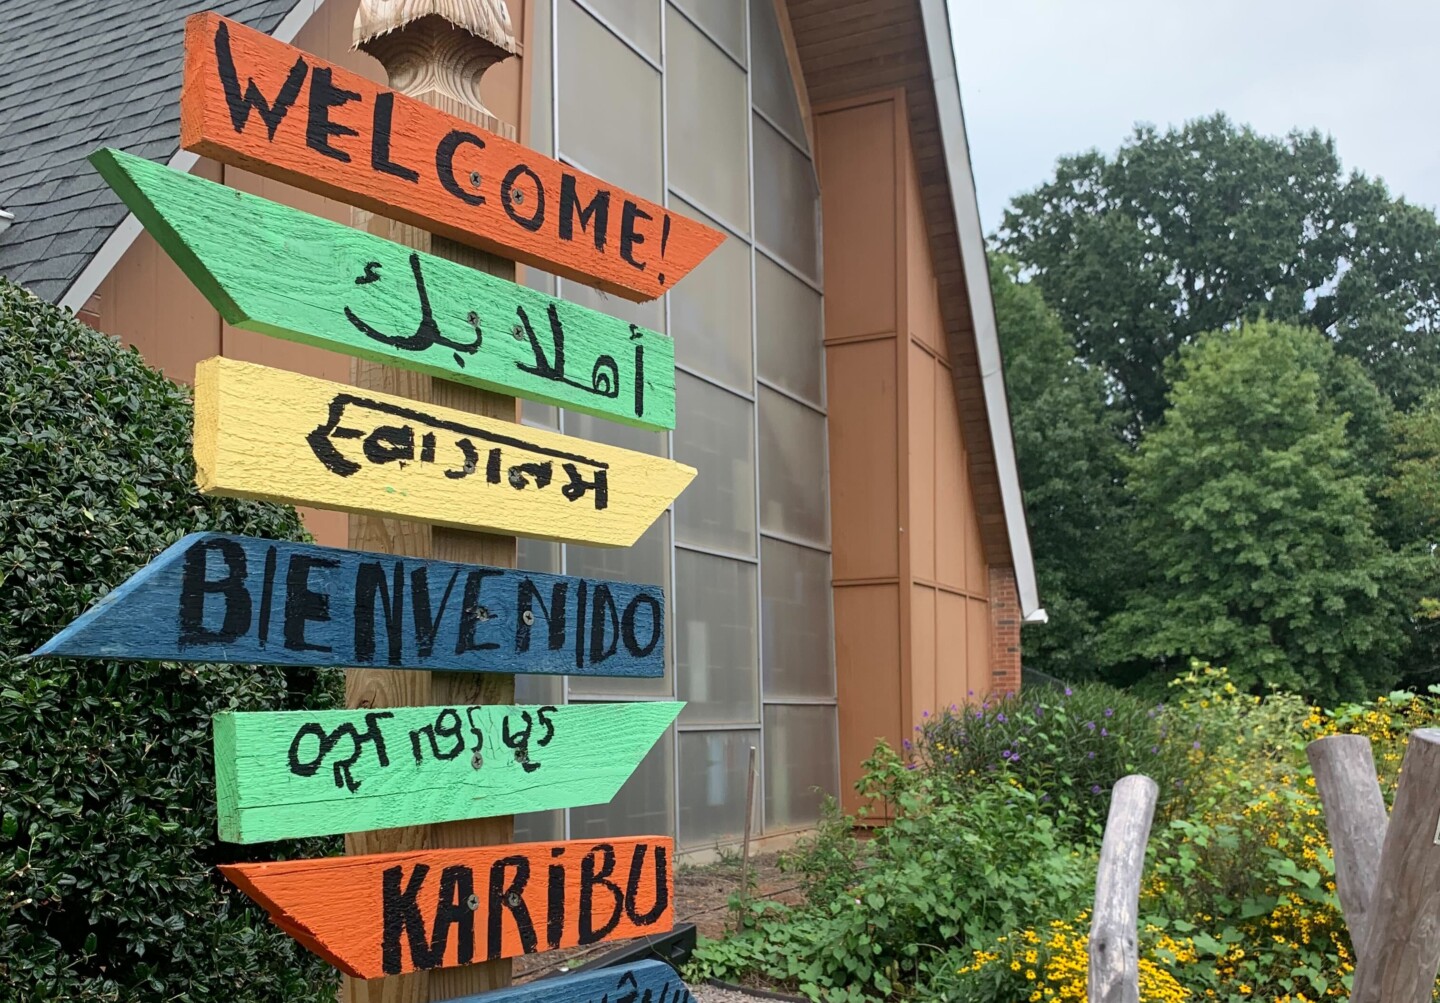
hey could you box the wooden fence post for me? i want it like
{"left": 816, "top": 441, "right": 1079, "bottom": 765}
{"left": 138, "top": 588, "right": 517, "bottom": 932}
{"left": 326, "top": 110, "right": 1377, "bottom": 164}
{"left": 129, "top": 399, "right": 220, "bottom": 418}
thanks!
{"left": 1349, "top": 728, "right": 1440, "bottom": 1003}
{"left": 1089, "top": 775, "right": 1159, "bottom": 1003}
{"left": 342, "top": 3, "right": 520, "bottom": 1002}
{"left": 1306, "top": 734, "right": 1388, "bottom": 955}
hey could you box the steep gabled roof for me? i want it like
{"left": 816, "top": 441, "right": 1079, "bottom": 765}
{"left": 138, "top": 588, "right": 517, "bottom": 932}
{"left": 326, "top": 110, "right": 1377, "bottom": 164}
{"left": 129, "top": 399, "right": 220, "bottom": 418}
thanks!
{"left": 0, "top": 1, "right": 305, "bottom": 302}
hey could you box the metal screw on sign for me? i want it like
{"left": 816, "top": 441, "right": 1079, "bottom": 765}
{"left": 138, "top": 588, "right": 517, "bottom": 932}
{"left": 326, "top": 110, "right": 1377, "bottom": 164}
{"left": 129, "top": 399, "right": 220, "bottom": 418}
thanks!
{"left": 469, "top": 170, "right": 482, "bottom": 188}
{"left": 471, "top": 748, "right": 484, "bottom": 770}
{"left": 522, "top": 610, "right": 535, "bottom": 625}
{"left": 510, "top": 188, "right": 524, "bottom": 205}
{"left": 466, "top": 894, "right": 480, "bottom": 912}
{"left": 505, "top": 891, "right": 522, "bottom": 909}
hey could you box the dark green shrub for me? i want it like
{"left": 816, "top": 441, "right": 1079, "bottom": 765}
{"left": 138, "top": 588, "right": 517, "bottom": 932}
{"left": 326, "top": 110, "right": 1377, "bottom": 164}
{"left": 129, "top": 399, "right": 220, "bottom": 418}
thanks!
{"left": 0, "top": 279, "right": 342, "bottom": 1001}
{"left": 913, "top": 682, "right": 1191, "bottom": 835}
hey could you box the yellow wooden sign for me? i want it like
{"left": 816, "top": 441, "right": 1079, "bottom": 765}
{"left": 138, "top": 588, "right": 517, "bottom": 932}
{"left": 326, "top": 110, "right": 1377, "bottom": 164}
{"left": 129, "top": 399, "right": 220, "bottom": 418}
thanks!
{"left": 193, "top": 357, "right": 694, "bottom": 547}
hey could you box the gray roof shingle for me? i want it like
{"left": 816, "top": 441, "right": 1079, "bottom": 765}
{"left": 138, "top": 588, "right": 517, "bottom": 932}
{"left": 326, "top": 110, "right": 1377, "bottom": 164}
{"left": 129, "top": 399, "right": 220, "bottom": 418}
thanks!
{"left": 0, "top": 0, "right": 303, "bottom": 302}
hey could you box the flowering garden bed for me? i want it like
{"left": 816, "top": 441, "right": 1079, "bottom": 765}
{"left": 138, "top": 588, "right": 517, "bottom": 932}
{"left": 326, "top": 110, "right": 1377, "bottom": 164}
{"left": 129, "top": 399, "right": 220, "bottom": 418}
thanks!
{"left": 685, "top": 665, "right": 1433, "bottom": 1002}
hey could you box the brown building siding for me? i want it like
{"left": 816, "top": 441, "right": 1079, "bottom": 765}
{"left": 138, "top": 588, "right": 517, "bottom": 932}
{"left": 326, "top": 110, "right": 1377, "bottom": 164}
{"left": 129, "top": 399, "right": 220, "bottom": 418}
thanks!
{"left": 817, "top": 90, "right": 1001, "bottom": 814}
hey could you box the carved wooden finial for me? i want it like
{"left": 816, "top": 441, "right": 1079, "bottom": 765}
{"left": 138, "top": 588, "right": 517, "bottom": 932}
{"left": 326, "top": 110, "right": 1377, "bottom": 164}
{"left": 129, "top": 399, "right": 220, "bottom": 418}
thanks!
{"left": 354, "top": 0, "right": 518, "bottom": 117}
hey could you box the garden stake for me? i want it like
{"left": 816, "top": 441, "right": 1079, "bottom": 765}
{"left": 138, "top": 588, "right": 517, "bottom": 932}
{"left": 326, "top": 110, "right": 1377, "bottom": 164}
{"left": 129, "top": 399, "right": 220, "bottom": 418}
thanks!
{"left": 1348, "top": 728, "right": 1440, "bottom": 1003}
{"left": 1089, "top": 774, "right": 1158, "bottom": 1003}
{"left": 1306, "top": 733, "right": 1388, "bottom": 955}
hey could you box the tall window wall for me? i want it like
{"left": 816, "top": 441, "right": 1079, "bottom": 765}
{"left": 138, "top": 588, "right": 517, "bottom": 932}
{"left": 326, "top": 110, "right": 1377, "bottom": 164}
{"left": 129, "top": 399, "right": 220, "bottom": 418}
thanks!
{"left": 513, "top": 0, "right": 837, "bottom": 849}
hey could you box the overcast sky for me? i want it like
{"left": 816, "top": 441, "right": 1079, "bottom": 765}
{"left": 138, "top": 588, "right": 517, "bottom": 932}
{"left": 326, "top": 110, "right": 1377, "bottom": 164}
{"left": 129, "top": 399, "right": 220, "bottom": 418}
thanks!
{"left": 948, "top": 0, "right": 1440, "bottom": 235}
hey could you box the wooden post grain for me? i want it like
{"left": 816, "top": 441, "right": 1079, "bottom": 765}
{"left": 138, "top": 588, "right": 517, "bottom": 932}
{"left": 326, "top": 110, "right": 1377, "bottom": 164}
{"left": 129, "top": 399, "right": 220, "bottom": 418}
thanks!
{"left": 1307, "top": 734, "right": 1388, "bottom": 955}
{"left": 1089, "top": 775, "right": 1159, "bottom": 1003}
{"left": 1349, "top": 729, "right": 1440, "bottom": 1003}
{"left": 343, "top": 3, "right": 521, "bottom": 1002}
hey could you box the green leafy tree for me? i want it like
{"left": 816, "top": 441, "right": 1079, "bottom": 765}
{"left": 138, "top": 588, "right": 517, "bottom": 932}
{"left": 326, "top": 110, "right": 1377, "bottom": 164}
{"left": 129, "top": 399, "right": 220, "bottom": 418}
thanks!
{"left": 0, "top": 279, "right": 341, "bottom": 1001}
{"left": 1379, "top": 393, "right": 1440, "bottom": 685}
{"left": 1108, "top": 319, "right": 1404, "bottom": 701}
{"left": 998, "top": 113, "right": 1440, "bottom": 428}
{"left": 990, "top": 255, "right": 1130, "bottom": 678}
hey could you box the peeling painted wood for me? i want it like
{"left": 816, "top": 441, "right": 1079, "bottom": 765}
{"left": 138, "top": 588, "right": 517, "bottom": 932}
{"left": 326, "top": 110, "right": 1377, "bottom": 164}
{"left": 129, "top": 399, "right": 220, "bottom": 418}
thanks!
{"left": 180, "top": 13, "right": 725, "bottom": 302}
{"left": 33, "top": 533, "right": 665, "bottom": 678}
{"left": 212, "top": 701, "right": 681, "bottom": 843}
{"left": 90, "top": 148, "right": 674, "bottom": 431}
{"left": 221, "top": 837, "right": 674, "bottom": 978}
{"left": 192, "top": 357, "right": 695, "bottom": 547}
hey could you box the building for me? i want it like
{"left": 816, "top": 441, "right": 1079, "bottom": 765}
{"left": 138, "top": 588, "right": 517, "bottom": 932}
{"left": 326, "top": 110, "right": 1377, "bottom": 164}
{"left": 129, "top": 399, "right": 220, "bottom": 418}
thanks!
{"left": 0, "top": 0, "right": 1042, "bottom": 855}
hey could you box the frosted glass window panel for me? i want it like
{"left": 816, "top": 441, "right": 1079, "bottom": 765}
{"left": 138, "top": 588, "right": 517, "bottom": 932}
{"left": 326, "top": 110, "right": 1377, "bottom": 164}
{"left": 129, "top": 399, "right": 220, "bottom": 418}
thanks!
{"left": 763, "top": 704, "right": 838, "bottom": 831}
{"left": 517, "top": 536, "right": 561, "bottom": 575}
{"left": 758, "top": 387, "right": 829, "bottom": 545}
{"left": 674, "top": 374, "right": 756, "bottom": 555}
{"left": 753, "top": 117, "right": 818, "bottom": 280}
{"left": 676, "top": 551, "right": 758, "bottom": 725}
{"left": 756, "top": 252, "right": 823, "bottom": 406}
{"left": 749, "top": 0, "right": 807, "bottom": 149}
{"left": 528, "top": 0, "right": 555, "bottom": 156}
{"left": 668, "top": 197, "right": 752, "bottom": 388}
{"left": 761, "top": 538, "right": 834, "bottom": 699}
{"left": 570, "top": 720, "right": 675, "bottom": 838}
{"left": 562, "top": 393, "right": 668, "bottom": 458}
{"left": 671, "top": 0, "right": 745, "bottom": 62}
{"left": 665, "top": 8, "right": 749, "bottom": 231}
{"left": 679, "top": 730, "right": 759, "bottom": 847}
{"left": 558, "top": 0, "right": 662, "bottom": 200}
{"left": 568, "top": 515, "right": 673, "bottom": 698}
{"left": 513, "top": 808, "right": 564, "bottom": 843}
{"left": 557, "top": 275, "right": 664, "bottom": 337}
{"left": 581, "top": 0, "right": 661, "bottom": 60}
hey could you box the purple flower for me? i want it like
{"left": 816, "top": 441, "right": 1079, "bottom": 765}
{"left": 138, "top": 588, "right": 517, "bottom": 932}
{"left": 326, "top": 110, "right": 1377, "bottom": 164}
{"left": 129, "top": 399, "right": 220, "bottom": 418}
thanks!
{"left": 1150, "top": 745, "right": 1159, "bottom": 754}
{"left": 1192, "top": 741, "right": 1201, "bottom": 751}
{"left": 1040, "top": 793, "right": 1050, "bottom": 802}
{"left": 905, "top": 762, "right": 918, "bottom": 771}
{"left": 1087, "top": 751, "right": 1096, "bottom": 760}
{"left": 1101, "top": 728, "right": 1109, "bottom": 738}
{"left": 1085, "top": 721, "right": 1096, "bottom": 731}
{"left": 1091, "top": 785, "right": 1103, "bottom": 795}
{"left": 922, "top": 710, "right": 929, "bottom": 718}
{"left": 996, "top": 712, "right": 1008, "bottom": 723}
{"left": 1104, "top": 708, "right": 1114, "bottom": 718}
{"left": 903, "top": 739, "right": 912, "bottom": 751}
{"left": 1064, "top": 687, "right": 1073, "bottom": 697}
{"left": 1035, "top": 707, "right": 1045, "bottom": 718}
{"left": 967, "top": 690, "right": 975, "bottom": 697}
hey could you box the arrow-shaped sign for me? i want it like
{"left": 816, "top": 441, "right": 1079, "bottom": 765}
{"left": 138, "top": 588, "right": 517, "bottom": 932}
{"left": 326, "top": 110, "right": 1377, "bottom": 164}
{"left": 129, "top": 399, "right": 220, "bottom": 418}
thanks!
{"left": 193, "top": 357, "right": 695, "bottom": 547}
{"left": 89, "top": 149, "right": 676, "bottom": 431}
{"left": 431, "top": 960, "right": 691, "bottom": 1003}
{"left": 33, "top": 534, "right": 665, "bottom": 678}
{"left": 213, "top": 701, "right": 681, "bottom": 843}
{"left": 221, "top": 837, "right": 673, "bottom": 978}
{"left": 180, "top": 13, "right": 725, "bottom": 303}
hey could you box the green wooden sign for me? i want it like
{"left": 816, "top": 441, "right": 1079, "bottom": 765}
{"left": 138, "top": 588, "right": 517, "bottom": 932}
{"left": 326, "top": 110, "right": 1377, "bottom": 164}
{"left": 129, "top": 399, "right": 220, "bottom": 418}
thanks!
{"left": 90, "top": 148, "right": 676, "bottom": 430}
{"left": 214, "top": 701, "right": 681, "bottom": 843}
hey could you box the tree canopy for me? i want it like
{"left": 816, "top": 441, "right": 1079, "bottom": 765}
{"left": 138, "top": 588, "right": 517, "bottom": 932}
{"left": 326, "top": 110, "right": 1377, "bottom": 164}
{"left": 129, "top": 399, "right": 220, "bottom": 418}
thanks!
{"left": 997, "top": 113, "right": 1440, "bottom": 431}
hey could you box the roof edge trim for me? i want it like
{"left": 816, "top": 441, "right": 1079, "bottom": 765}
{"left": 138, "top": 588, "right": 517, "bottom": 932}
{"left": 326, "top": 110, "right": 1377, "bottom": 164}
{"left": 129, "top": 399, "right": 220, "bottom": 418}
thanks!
{"left": 58, "top": 0, "right": 325, "bottom": 314}
{"left": 914, "top": 0, "right": 1040, "bottom": 617}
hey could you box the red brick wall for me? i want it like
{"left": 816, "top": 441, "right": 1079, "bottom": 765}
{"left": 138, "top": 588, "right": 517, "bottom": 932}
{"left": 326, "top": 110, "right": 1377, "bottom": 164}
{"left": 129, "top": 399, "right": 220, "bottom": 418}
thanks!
{"left": 989, "top": 565, "right": 1021, "bottom": 695}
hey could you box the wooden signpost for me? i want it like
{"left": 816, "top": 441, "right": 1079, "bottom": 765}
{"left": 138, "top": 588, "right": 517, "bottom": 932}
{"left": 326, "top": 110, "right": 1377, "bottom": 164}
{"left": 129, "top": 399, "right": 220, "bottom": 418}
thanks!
{"left": 220, "top": 837, "right": 674, "bottom": 978}
{"left": 37, "top": 2, "right": 727, "bottom": 997}
{"left": 193, "top": 357, "right": 695, "bottom": 546}
{"left": 214, "top": 701, "right": 681, "bottom": 843}
{"left": 179, "top": 12, "right": 723, "bottom": 302}
{"left": 90, "top": 148, "right": 676, "bottom": 430}
{"left": 432, "top": 960, "right": 691, "bottom": 1003}
{"left": 35, "top": 534, "right": 665, "bottom": 679}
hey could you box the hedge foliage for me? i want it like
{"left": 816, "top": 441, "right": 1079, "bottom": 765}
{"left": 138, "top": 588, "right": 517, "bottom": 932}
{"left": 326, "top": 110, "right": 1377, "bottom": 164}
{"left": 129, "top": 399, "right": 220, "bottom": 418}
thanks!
{"left": 0, "top": 278, "right": 342, "bottom": 1001}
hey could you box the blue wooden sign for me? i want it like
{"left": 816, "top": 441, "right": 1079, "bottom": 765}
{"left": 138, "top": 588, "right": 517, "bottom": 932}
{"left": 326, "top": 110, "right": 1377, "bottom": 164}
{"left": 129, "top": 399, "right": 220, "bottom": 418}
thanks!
{"left": 33, "top": 533, "right": 663, "bottom": 677}
{"left": 434, "top": 960, "right": 689, "bottom": 1003}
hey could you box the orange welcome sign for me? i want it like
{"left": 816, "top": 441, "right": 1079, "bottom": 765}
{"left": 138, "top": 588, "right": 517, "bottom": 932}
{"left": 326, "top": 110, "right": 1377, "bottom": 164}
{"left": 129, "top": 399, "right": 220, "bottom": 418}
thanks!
{"left": 180, "top": 13, "right": 724, "bottom": 302}
{"left": 221, "top": 837, "right": 674, "bottom": 979}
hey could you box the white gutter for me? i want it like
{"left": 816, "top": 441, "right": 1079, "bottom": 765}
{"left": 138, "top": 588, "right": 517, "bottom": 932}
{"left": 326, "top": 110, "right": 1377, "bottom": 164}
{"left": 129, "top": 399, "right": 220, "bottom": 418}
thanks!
{"left": 0, "top": 208, "right": 14, "bottom": 237}
{"left": 916, "top": 0, "right": 1042, "bottom": 620}
{"left": 59, "top": 0, "right": 325, "bottom": 313}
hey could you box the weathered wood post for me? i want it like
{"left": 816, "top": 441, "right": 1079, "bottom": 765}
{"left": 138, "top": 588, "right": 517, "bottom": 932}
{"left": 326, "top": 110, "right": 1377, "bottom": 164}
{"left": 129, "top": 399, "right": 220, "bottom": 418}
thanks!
{"left": 1306, "top": 734, "right": 1388, "bottom": 955}
{"left": 346, "top": 4, "right": 519, "bottom": 1001}
{"left": 1349, "top": 728, "right": 1440, "bottom": 1003}
{"left": 1089, "top": 775, "right": 1158, "bottom": 1003}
